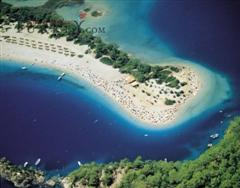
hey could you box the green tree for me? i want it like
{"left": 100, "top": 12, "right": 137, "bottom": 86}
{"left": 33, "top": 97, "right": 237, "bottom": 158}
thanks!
{"left": 15, "top": 21, "right": 24, "bottom": 32}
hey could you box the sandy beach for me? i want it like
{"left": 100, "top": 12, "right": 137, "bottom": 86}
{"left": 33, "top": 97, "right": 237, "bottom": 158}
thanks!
{"left": 0, "top": 25, "right": 203, "bottom": 127}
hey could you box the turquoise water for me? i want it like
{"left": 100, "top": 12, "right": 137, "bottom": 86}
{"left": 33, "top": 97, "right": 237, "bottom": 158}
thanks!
{"left": 0, "top": 60, "right": 235, "bottom": 173}
{"left": 56, "top": 0, "right": 232, "bottom": 127}
{"left": 2, "top": 0, "right": 47, "bottom": 7}
{"left": 57, "top": 0, "right": 172, "bottom": 61}
{"left": 1, "top": 0, "right": 239, "bottom": 179}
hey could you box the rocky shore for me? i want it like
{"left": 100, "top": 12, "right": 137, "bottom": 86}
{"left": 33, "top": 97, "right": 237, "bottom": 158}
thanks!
{"left": 0, "top": 158, "right": 60, "bottom": 188}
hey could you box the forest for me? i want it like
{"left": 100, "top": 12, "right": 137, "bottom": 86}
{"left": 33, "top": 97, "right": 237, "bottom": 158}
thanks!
{"left": 68, "top": 117, "right": 240, "bottom": 188}
{"left": 1, "top": 2, "right": 239, "bottom": 187}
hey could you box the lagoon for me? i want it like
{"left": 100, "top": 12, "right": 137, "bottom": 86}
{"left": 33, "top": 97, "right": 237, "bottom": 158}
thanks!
{"left": 0, "top": 0, "right": 240, "bottom": 176}
{"left": 3, "top": 0, "right": 47, "bottom": 7}
{"left": 56, "top": 0, "right": 232, "bottom": 124}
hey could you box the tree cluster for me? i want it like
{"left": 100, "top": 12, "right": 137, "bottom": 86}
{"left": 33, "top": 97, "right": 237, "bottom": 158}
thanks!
{"left": 67, "top": 117, "right": 240, "bottom": 188}
{"left": 0, "top": 1, "right": 185, "bottom": 89}
{"left": 118, "top": 117, "right": 240, "bottom": 188}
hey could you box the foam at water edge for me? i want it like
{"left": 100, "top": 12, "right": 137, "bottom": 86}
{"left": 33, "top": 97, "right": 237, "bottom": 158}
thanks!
{"left": 167, "top": 58, "right": 232, "bottom": 128}
{"left": 2, "top": 0, "right": 233, "bottom": 130}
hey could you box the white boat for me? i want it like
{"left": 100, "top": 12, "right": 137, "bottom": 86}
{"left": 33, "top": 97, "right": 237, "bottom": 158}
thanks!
{"left": 35, "top": 158, "right": 41, "bottom": 166}
{"left": 164, "top": 158, "right": 168, "bottom": 162}
{"left": 144, "top": 134, "right": 148, "bottom": 137}
{"left": 77, "top": 161, "right": 82, "bottom": 166}
{"left": 23, "top": 162, "right": 28, "bottom": 167}
{"left": 220, "top": 121, "right": 224, "bottom": 124}
{"left": 21, "top": 66, "right": 27, "bottom": 70}
{"left": 210, "top": 133, "right": 219, "bottom": 139}
{"left": 207, "top": 143, "right": 213, "bottom": 148}
{"left": 93, "top": 119, "right": 98, "bottom": 124}
{"left": 219, "top": 110, "right": 223, "bottom": 113}
{"left": 57, "top": 73, "right": 65, "bottom": 81}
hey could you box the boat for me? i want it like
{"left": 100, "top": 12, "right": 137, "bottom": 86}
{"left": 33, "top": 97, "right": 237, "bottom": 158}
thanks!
{"left": 220, "top": 121, "right": 224, "bottom": 124}
{"left": 207, "top": 143, "right": 213, "bottom": 148}
{"left": 210, "top": 133, "right": 219, "bottom": 139}
{"left": 23, "top": 162, "right": 28, "bottom": 167}
{"left": 35, "top": 158, "right": 41, "bottom": 166}
{"left": 144, "top": 134, "right": 148, "bottom": 137}
{"left": 21, "top": 66, "right": 27, "bottom": 70}
{"left": 77, "top": 161, "right": 82, "bottom": 166}
{"left": 219, "top": 110, "right": 223, "bottom": 113}
{"left": 57, "top": 73, "right": 65, "bottom": 81}
{"left": 80, "top": 12, "right": 87, "bottom": 19}
{"left": 93, "top": 119, "right": 98, "bottom": 124}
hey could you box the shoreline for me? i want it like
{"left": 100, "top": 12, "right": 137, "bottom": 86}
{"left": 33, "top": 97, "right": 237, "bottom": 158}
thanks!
{"left": 1, "top": 117, "right": 239, "bottom": 187}
{"left": 0, "top": 26, "right": 230, "bottom": 129}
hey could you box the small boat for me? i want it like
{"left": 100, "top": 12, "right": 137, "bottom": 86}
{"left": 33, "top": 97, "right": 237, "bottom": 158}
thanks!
{"left": 93, "top": 119, "right": 98, "bottom": 124}
{"left": 23, "top": 162, "right": 28, "bottom": 167}
{"left": 219, "top": 110, "right": 223, "bottom": 113}
{"left": 227, "top": 114, "right": 232, "bottom": 118}
{"left": 35, "top": 158, "right": 41, "bottom": 166}
{"left": 144, "top": 134, "right": 148, "bottom": 137}
{"left": 21, "top": 66, "right": 27, "bottom": 70}
{"left": 57, "top": 73, "right": 65, "bottom": 81}
{"left": 207, "top": 143, "right": 213, "bottom": 148}
{"left": 80, "top": 12, "right": 87, "bottom": 19}
{"left": 220, "top": 121, "right": 224, "bottom": 124}
{"left": 210, "top": 133, "right": 219, "bottom": 139}
{"left": 77, "top": 161, "right": 82, "bottom": 166}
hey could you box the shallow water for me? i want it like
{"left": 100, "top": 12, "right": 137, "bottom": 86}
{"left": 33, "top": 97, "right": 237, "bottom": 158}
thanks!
{"left": 57, "top": 0, "right": 171, "bottom": 61}
{"left": 0, "top": 61, "right": 235, "bottom": 173}
{"left": 2, "top": 0, "right": 47, "bottom": 7}
{"left": 0, "top": 0, "right": 239, "bottom": 177}
{"left": 56, "top": 0, "right": 232, "bottom": 128}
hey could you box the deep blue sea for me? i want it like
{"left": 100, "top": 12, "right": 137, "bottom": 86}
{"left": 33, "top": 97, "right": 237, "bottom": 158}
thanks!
{"left": 1, "top": 62, "right": 233, "bottom": 171}
{"left": 150, "top": 0, "right": 240, "bottom": 98}
{"left": 0, "top": 1, "right": 240, "bottom": 184}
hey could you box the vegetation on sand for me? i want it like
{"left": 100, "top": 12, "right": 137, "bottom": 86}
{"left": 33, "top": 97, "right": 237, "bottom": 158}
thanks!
{"left": 0, "top": 1, "right": 186, "bottom": 90}
{"left": 165, "top": 98, "right": 176, "bottom": 105}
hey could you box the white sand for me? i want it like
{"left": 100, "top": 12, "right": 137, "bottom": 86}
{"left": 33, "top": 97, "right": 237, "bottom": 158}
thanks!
{"left": 0, "top": 25, "right": 209, "bottom": 128}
